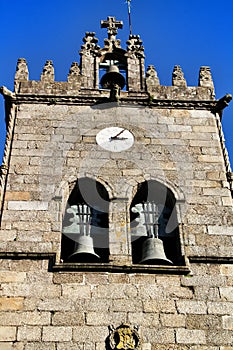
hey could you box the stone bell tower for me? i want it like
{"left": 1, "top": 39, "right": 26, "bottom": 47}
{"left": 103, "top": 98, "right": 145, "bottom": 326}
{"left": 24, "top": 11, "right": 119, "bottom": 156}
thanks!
{"left": 0, "top": 16, "right": 233, "bottom": 349}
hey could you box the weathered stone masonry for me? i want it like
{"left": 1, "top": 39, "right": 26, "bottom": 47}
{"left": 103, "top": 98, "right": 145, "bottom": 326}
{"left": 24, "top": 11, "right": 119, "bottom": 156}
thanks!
{"left": 0, "top": 16, "right": 233, "bottom": 349}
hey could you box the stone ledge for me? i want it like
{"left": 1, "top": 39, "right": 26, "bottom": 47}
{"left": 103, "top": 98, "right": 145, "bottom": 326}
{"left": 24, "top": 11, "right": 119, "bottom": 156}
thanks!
{"left": 189, "top": 256, "right": 233, "bottom": 264}
{"left": 53, "top": 262, "right": 191, "bottom": 275}
{"left": 0, "top": 252, "right": 190, "bottom": 274}
{"left": 13, "top": 93, "right": 218, "bottom": 110}
{"left": 1, "top": 253, "right": 233, "bottom": 273}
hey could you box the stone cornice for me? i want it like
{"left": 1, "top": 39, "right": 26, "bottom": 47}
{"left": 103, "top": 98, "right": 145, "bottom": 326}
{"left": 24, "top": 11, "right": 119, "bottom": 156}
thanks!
{"left": 189, "top": 256, "right": 233, "bottom": 264}
{"left": 145, "top": 99, "right": 217, "bottom": 110}
{"left": 14, "top": 93, "right": 218, "bottom": 110}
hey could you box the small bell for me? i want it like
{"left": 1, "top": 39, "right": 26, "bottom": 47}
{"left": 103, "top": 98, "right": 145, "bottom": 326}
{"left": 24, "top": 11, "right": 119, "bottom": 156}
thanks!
{"left": 68, "top": 236, "right": 100, "bottom": 263}
{"left": 139, "top": 237, "right": 173, "bottom": 265}
{"left": 100, "top": 65, "right": 125, "bottom": 90}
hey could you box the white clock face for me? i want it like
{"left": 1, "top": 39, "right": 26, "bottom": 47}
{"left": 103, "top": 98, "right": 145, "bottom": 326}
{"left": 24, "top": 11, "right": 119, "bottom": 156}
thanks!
{"left": 96, "top": 127, "right": 134, "bottom": 152}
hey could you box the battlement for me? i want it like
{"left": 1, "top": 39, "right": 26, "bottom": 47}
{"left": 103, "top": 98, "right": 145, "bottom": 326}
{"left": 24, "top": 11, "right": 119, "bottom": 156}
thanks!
{"left": 13, "top": 17, "right": 215, "bottom": 102}
{"left": 14, "top": 57, "right": 215, "bottom": 102}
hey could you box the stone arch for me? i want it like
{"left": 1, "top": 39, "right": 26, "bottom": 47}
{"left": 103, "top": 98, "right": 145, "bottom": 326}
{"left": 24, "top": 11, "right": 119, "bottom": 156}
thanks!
{"left": 126, "top": 174, "right": 185, "bottom": 207}
{"left": 143, "top": 174, "right": 186, "bottom": 202}
{"left": 60, "top": 176, "right": 111, "bottom": 263}
{"left": 56, "top": 175, "right": 114, "bottom": 207}
{"left": 99, "top": 49, "right": 127, "bottom": 64}
{"left": 129, "top": 179, "right": 184, "bottom": 265}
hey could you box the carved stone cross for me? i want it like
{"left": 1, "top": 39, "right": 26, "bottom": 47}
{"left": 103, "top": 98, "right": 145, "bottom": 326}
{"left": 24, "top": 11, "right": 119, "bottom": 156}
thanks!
{"left": 101, "top": 16, "right": 123, "bottom": 40}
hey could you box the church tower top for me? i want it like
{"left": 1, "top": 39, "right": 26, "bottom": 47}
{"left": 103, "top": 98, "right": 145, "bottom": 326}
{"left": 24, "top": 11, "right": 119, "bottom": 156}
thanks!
{"left": 6, "top": 15, "right": 231, "bottom": 114}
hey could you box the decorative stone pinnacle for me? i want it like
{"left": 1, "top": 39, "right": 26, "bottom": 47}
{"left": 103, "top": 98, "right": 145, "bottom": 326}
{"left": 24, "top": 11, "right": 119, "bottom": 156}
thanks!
{"left": 126, "top": 35, "right": 145, "bottom": 58}
{"left": 40, "top": 60, "right": 54, "bottom": 82}
{"left": 101, "top": 16, "right": 123, "bottom": 41}
{"left": 146, "top": 65, "right": 160, "bottom": 93}
{"left": 80, "top": 32, "right": 100, "bottom": 55}
{"left": 199, "top": 66, "right": 214, "bottom": 90}
{"left": 172, "top": 65, "right": 187, "bottom": 88}
{"left": 68, "top": 62, "right": 81, "bottom": 84}
{"left": 15, "top": 58, "right": 29, "bottom": 82}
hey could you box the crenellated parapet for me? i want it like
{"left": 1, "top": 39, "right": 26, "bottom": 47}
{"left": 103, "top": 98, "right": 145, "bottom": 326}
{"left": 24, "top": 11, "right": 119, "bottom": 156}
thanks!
{"left": 146, "top": 64, "right": 215, "bottom": 100}
{"left": 12, "top": 16, "right": 217, "bottom": 103}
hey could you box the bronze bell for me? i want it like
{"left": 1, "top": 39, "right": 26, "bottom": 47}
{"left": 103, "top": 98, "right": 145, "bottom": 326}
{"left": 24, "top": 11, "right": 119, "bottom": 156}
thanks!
{"left": 68, "top": 236, "right": 100, "bottom": 263}
{"left": 139, "top": 237, "right": 173, "bottom": 265}
{"left": 100, "top": 65, "right": 125, "bottom": 90}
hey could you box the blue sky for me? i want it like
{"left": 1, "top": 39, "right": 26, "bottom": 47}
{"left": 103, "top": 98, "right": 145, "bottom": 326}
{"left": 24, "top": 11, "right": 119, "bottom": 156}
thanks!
{"left": 0, "top": 0, "right": 233, "bottom": 165}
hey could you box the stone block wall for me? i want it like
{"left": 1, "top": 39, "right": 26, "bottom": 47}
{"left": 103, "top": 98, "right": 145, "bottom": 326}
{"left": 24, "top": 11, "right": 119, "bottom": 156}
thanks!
{"left": 1, "top": 104, "right": 232, "bottom": 258}
{"left": 0, "top": 260, "right": 233, "bottom": 348}
{"left": 0, "top": 100, "right": 232, "bottom": 348}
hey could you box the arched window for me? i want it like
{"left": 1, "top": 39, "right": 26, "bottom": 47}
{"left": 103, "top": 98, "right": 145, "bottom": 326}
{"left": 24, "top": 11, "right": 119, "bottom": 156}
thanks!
{"left": 61, "top": 178, "right": 110, "bottom": 263}
{"left": 99, "top": 52, "right": 127, "bottom": 90}
{"left": 130, "top": 180, "right": 183, "bottom": 265}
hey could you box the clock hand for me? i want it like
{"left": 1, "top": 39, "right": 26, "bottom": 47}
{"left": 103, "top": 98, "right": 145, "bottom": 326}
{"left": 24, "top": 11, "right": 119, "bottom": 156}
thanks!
{"left": 109, "top": 129, "right": 125, "bottom": 141}
{"left": 112, "top": 137, "right": 128, "bottom": 140}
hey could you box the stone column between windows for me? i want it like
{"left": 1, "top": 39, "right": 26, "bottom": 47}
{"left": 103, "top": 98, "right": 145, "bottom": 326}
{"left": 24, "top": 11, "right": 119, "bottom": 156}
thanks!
{"left": 108, "top": 197, "right": 131, "bottom": 265}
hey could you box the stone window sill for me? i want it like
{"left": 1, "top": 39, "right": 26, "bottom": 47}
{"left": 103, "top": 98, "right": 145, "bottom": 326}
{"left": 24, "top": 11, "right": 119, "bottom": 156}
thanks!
{"left": 52, "top": 262, "right": 191, "bottom": 275}
{"left": 0, "top": 252, "right": 191, "bottom": 274}
{"left": 1, "top": 253, "right": 233, "bottom": 275}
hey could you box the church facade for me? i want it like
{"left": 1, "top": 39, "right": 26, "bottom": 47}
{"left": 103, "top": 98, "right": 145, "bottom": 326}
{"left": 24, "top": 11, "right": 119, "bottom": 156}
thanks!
{"left": 0, "top": 16, "right": 233, "bottom": 349}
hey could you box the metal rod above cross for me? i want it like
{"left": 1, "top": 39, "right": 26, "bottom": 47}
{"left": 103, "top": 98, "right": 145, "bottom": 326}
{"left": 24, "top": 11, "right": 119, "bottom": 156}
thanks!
{"left": 126, "top": 0, "right": 133, "bottom": 35}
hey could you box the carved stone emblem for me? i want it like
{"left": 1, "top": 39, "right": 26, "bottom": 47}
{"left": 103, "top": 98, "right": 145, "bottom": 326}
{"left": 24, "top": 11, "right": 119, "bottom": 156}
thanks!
{"left": 109, "top": 323, "right": 140, "bottom": 350}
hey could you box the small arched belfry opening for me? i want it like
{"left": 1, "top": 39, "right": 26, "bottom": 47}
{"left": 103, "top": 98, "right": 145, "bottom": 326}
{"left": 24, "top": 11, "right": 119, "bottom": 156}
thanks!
{"left": 130, "top": 180, "right": 183, "bottom": 265}
{"left": 61, "top": 178, "right": 110, "bottom": 263}
{"left": 99, "top": 52, "right": 127, "bottom": 90}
